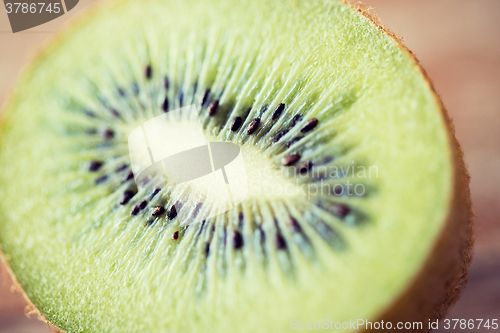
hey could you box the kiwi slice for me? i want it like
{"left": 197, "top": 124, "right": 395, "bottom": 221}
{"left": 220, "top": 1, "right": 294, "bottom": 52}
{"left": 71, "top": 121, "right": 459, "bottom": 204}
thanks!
{"left": 0, "top": 0, "right": 472, "bottom": 332}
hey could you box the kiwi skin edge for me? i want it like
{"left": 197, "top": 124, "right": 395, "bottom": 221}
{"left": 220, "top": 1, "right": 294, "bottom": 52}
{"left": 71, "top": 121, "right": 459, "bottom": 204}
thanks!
{"left": 0, "top": 1, "right": 473, "bottom": 332}
{"left": 345, "top": 3, "right": 473, "bottom": 332}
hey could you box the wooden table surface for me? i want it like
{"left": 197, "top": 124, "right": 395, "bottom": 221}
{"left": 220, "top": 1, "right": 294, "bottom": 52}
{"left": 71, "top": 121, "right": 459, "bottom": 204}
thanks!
{"left": 0, "top": 1, "right": 499, "bottom": 332}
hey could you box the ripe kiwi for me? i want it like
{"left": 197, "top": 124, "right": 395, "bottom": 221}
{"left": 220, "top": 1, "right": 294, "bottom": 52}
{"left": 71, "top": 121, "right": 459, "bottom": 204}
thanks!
{"left": 0, "top": 0, "right": 472, "bottom": 332}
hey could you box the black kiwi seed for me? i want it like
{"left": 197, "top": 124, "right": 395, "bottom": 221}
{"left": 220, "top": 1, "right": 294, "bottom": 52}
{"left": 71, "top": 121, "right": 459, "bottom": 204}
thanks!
{"left": 272, "top": 103, "right": 285, "bottom": 120}
{"left": 117, "top": 88, "right": 126, "bottom": 97}
{"left": 283, "top": 154, "right": 300, "bottom": 167}
{"left": 201, "top": 89, "right": 210, "bottom": 107}
{"left": 332, "top": 185, "right": 343, "bottom": 196}
{"left": 123, "top": 172, "right": 134, "bottom": 183}
{"left": 232, "top": 231, "right": 244, "bottom": 250}
{"left": 246, "top": 118, "right": 261, "bottom": 135}
{"left": 258, "top": 225, "right": 266, "bottom": 242}
{"left": 131, "top": 200, "right": 148, "bottom": 216}
{"left": 219, "top": 105, "right": 236, "bottom": 132}
{"left": 230, "top": 117, "right": 243, "bottom": 132}
{"left": 120, "top": 190, "right": 135, "bottom": 205}
{"left": 193, "top": 202, "right": 205, "bottom": 217}
{"left": 103, "top": 129, "right": 115, "bottom": 139}
{"left": 200, "top": 219, "right": 206, "bottom": 229}
{"left": 115, "top": 164, "right": 128, "bottom": 173}
{"left": 291, "top": 114, "right": 303, "bottom": 127}
{"left": 297, "top": 161, "right": 313, "bottom": 174}
{"left": 300, "top": 118, "right": 318, "bottom": 133}
{"left": 286, "top": 136, "right": 304, "bottom": 149}
{"left": 222, "top": 229, "right": 228, "bottom": 246}
{"left": 208, "top": 100, "right": 219, "bottom": 116}
{"left": 260, "top": 105, "right": 269, "bottom": 115}
{"left": 317, "top": 201, "right": 351, "bottom": 220}
{"left": 273, "top": 129, "right": 289, "bottom": 143}
{"left": 84, "top": 110, "right": 96, "bottom": 118}
{"left": 192, "top": 203, "right": 203, "bottom": 217}
{"left": 162, "top": 96, "right": 169, "bottom": 112}
{"left": 152, "top": 206, "right": 165, "bottom": 217}
{"left": 276, "top": 233, "right": 287, "bottom": 250}
{"left": 172, "top": 231, "right": 179, "bottom": 240}
{"left": 205, "top": 243, "right": 210, "bottom": 256}
{"left": 319, "top": 156, "right": 334, "bottom": 166}
{"left": 88, "top": 161, "right": 103, "bottom": 172}
{"left": 167, "top": 204, "right": 177, "bottom": 220}
{"left": 150, "top": 188, "right": 161, "bottom": 200}
{"left": 145, "top": 65, "right": 152, "bottom": 80}
{"left": 177, "top": 89, "right": 184, "bottom": 106}
{"left": 195, "top": 220, "right": 206, "bottom": 236}
{"left": 290, "top": 217, "right": 302, "bottom": 232}
{"left": 238, "top": 212, "right": 244, "bottom": 228}
{"left": 95, "top": 175, "right": 108, "bottom": 184}
{"left": 164, "top": 77, "right": 169, "bottom": 90}
{"left": 332, "top": 203, "right": 351, "bottom": 219}
{"left": 110, "top": 109, "right": 122, "bottom": 119}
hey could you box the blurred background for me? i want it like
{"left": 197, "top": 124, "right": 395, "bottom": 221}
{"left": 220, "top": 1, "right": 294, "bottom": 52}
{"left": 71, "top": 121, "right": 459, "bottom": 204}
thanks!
{"left": 0, "top": 0, "right": 499, "bottom": 332}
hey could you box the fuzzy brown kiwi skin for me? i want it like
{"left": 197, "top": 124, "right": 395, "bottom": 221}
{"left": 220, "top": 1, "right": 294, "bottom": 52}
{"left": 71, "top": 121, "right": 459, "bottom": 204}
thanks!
{"left": 0, "top": 254, "right": 65, "bottom": 333}
{"left": 0, "top": 2, "right": 473, "bottom": 333}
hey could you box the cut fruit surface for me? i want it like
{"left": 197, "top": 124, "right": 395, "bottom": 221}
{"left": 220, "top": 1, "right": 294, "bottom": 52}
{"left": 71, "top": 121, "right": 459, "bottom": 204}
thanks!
{"left": 0, "top": 0, "right": 472, "bottom": 332}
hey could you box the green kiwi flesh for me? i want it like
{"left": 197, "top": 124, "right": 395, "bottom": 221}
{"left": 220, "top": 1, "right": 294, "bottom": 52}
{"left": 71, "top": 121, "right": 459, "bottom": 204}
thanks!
{"left": 0, "top": 0, "right": 471, "bottom": 332}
